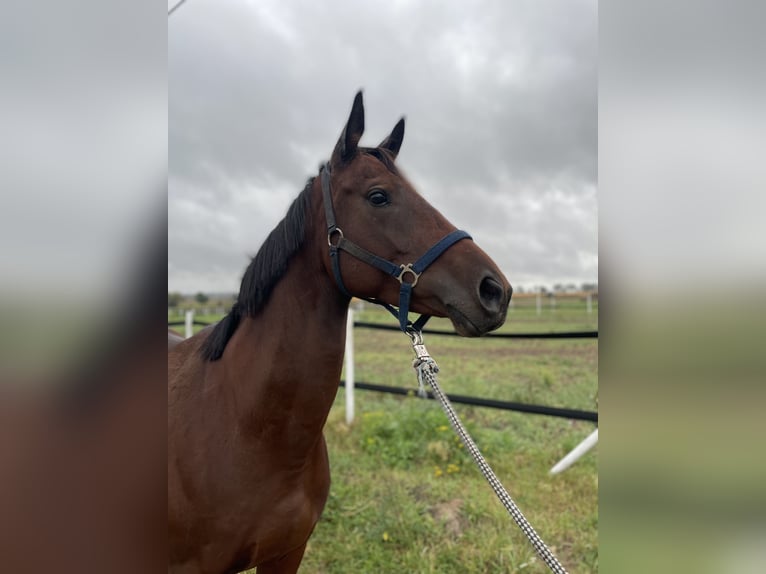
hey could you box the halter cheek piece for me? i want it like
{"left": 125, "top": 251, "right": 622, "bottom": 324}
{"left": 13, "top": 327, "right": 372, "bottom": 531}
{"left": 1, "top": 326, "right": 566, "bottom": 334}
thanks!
{"left": 321, "top": 163, "right": 472, "bottom": 332}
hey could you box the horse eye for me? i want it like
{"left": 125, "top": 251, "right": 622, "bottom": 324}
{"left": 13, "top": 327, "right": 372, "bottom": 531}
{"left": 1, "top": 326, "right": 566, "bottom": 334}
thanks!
{"left": 367, "top": 189, "right": 390, "bottom": 207}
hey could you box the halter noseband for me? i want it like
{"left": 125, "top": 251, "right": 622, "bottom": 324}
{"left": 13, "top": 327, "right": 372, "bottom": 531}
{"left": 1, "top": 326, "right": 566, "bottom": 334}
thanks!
{"left": 321, "top": 162, "right": 471, "bottom": 332}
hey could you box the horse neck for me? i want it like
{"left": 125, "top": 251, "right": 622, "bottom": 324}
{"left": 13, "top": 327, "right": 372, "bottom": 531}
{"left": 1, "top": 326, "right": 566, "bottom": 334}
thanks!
{"left": 221, "top": 204, "right": 349, "bottom": 449}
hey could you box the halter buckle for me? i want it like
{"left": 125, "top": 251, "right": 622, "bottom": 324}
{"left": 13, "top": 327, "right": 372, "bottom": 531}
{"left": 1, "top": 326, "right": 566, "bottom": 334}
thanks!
{"left": 327, "top": 227, "right": 344, "bottom": 247}
{"left": 396, "top": 263, "right": 421, "bottom": 287}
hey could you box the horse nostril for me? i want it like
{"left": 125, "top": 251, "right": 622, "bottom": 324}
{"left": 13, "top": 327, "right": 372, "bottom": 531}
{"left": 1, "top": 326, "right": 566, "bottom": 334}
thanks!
{"left": 478, "top": 276, "right": 505, "bottom": 313}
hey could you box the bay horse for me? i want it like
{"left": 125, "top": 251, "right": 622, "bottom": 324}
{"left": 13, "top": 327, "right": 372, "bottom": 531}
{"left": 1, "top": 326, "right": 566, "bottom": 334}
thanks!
{"left": 168, "top": 92, "right": 512, "bottom": 574}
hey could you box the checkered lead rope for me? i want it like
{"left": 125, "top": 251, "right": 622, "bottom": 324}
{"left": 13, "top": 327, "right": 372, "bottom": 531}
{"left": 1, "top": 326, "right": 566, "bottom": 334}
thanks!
{"left": 409, "top": 331, "right": 569, "bottom": 574}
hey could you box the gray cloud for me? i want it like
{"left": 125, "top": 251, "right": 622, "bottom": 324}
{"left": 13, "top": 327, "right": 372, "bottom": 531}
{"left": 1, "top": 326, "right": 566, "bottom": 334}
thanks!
{"left": 169, "top": 0, "right": 597, "bottom": 292}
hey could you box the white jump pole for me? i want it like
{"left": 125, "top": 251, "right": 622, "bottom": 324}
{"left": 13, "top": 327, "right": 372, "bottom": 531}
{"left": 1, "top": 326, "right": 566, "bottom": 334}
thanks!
{"left": 184, "top": 309, "right": 194, "bottom": 339}
{"left": 550, "top": 428, "right": 598, "bottom": 475}
{"left": 586, "top": 293, "right": 593, "bottom": 314}
{"left": 344, "top": 308, "right": 355, "bottom": 425}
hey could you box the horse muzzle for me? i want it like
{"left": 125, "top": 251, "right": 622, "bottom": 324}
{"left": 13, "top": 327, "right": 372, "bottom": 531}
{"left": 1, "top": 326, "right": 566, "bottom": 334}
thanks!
{"left": 444, "top": 272, "right": 512, "bottom": 337}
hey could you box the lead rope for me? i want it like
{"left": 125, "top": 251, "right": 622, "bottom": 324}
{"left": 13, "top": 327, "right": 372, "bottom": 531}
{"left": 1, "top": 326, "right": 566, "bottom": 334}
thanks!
{"left": 407, "top": 330, "right": 569, "bottom": 574}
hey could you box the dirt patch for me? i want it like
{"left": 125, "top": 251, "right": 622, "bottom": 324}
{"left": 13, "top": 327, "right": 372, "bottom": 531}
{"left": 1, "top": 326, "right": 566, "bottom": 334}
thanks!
{"left": 429, "top": 498, "right": 466, "bottom": 538}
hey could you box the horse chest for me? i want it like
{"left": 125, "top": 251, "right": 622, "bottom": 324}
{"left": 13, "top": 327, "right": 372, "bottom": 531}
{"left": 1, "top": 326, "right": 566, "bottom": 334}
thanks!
{"left": 184, "top": 470, "right": 328, "bottom": 574}
{"left": 230, "top": 437, "right": 332, "bottom": 569}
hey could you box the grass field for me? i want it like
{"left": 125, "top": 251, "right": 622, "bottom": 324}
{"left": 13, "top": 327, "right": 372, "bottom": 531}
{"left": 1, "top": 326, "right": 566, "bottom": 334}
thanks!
{"left": 171, "top": 302, "right": 598, "bottom": 573}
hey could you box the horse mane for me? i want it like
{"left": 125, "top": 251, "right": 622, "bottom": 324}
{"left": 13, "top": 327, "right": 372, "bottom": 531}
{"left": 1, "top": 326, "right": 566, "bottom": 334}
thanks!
{"left": 200, "top": 149, "right": 396, "bottom": 362}
{"left": 200, "top": 178, "right": 314, "bottom": 361}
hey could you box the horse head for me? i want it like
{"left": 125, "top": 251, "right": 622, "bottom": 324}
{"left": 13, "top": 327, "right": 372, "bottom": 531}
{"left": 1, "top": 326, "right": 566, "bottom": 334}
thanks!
{"left": 318, "top": 92, "right": 511, "bottom": 336}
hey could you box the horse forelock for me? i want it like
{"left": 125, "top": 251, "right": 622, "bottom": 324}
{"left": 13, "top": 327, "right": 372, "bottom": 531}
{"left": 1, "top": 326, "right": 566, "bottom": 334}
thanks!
{"left": 363, "top": 147, "right": 399, "bottom": 175}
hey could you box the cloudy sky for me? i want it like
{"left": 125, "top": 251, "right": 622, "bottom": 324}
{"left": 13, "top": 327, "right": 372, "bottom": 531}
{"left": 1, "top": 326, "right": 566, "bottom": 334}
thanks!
{"left": 168, "top": 0, "right": 597, "bottom": 294}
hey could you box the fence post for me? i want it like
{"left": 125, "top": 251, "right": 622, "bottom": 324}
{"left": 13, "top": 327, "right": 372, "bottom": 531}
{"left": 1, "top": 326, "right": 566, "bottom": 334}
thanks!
{"left": 586, "top": 293, "right": 592, "bottom": 314}
{"left": 550, "top": 428, "right": 598, "bottom": 474}
{"left": 344, "top": 308, "right": 355, "bottom": 425}
{"left": 536, "top": 290, "right": 542, "bottom": 316}
{"left": 185, "top": 309, "right": 194, "bottom": 339}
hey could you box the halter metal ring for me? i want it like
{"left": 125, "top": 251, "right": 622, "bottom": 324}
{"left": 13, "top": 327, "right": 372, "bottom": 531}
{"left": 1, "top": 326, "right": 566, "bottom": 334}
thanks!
{"left": 397, "top": 263, "right": 421, "bottom": 287}
{"left": 327, "top": 227, "right": 344, "bottom": 247}
{"left": 405, "top": 326, "right": 423, "bottom": 345}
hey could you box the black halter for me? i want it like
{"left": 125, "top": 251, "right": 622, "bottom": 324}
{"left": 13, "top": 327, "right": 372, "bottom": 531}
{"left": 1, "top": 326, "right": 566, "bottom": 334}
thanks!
{"left": 321, "top": 162, "right": 471, "bottom": 332}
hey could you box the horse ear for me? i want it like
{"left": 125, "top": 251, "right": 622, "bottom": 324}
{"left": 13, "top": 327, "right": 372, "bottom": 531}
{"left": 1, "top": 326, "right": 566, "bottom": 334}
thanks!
{"left": 331, "top": 91, "right": 365, "bottom": 165}
{"left": 379, "top": 117, "right": 405, "bottom": 159}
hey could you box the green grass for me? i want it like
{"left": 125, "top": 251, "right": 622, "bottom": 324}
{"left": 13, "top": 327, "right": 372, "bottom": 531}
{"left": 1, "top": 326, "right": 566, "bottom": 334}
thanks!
{"left": 171, "top": 303, "right": 598, "bottom": 573}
